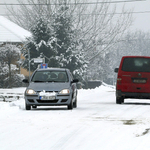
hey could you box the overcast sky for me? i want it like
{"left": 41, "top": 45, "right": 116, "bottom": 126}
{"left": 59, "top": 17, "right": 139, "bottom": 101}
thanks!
{"left": 0, "top": 0, "right": 150, "bottom": 32}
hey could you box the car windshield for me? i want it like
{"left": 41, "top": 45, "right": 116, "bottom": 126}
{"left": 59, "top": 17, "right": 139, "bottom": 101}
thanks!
{"left": 122, "top": 58, "right": 150, "bottom": 72}
{"left": 31, "top": 71, "right": 69, "bottom": 82}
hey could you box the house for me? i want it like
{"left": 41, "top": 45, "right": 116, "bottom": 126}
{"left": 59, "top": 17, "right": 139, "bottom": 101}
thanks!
{"left": 0, "top": 16, "right": 31, "bottom": 76}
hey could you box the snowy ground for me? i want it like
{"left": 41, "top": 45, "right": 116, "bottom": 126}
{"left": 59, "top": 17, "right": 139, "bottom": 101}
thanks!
{"left": 1, "top": 85, "right": 150, "bottom": 150}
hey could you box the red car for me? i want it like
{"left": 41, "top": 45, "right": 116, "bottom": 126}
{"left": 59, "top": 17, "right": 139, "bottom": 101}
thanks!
{"left": 114, "top": 56, "right": 150, "bottom": 104}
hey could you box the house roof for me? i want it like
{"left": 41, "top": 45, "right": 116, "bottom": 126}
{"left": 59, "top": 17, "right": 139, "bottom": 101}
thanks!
{"left": 0, "top": 16, "right": 31, "bottom": 43}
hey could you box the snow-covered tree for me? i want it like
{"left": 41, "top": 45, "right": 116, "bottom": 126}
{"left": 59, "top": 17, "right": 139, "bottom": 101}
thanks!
{"left": 18, "top": 1, "right": 87, "bottom": 80}
{"left": 22, "top": 17, "right": 58, "bottom": 71}
{"left": 53, "top": 4, "right": 88, "bottom": 80}
{"left": 0, "top": 44, "right": 24, "bottom": 88}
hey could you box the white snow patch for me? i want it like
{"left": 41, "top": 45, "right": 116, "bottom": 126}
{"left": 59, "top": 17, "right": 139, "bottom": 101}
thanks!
{"left": 39, "top": 91, "right": 56, "bottom": 96}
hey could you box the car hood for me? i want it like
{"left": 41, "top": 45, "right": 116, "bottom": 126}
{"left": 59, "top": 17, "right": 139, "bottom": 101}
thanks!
{"left": 27, "top": 82, "right": 70, "bottom": 92}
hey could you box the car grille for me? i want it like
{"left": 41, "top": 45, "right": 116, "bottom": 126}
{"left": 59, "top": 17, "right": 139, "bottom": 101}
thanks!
{"left": 37, "top": 99, "right": 59, "bottom": 103}
{"left": 28, "top": 99, "right": 34, "bottom": 102}
{"left": 61, "top": 99, "right": 68, "bottom": 102}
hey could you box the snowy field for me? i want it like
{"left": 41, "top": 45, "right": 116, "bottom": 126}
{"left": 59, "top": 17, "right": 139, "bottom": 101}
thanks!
{"left": 1, "top": 84, "right": 150, "bottom": 150}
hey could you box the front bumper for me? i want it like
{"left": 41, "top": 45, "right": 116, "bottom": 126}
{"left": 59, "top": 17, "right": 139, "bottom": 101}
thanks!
{"left": 25, "top": 94, "right": 72, "bottom": 106}
{"left": 116, "top": 90, "right": 150, "bottom": 99}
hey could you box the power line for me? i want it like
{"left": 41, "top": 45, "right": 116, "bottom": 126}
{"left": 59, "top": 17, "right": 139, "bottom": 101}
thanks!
{"left": 0, "top": 0, "right": 146, "bottom": 5}
{"left": 1, "top": 11, "right": 150, "bottom": 17}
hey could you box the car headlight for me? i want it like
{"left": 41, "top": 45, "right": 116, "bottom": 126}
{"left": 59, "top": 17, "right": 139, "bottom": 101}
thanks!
{"left": 26, "top": 89, "right": 36, "bottom": 95}
{"left": 59, "top": 89, "right": 70, "bottom": 94}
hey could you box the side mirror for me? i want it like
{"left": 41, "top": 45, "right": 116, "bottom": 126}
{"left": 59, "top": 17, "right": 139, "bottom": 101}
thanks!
{"left": 22, "top": 79, "right": 29, "bottom": 83}
{"left": 114, "top": 68, "right": 119, "bottom": 73}
{"left": 71, "top": 79, "right": 79, "bottom": 83}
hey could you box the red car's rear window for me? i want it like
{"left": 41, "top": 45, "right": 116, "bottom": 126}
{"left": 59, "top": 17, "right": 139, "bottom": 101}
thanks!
{"left": 122, "top": 57, "right": 150, "bottom": 72}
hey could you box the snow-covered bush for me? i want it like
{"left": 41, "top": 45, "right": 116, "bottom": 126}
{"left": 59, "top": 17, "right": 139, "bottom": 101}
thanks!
{"left": 0, "top": 44, "right": 24, "bottom": 88}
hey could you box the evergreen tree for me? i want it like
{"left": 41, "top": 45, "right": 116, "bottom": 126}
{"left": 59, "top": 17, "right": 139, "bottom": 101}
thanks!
{"left": 22, "top": 3, "right": 87, "bottom": 80}
{"left": 54, "top": 5, "right": 87, "bottom": 80}
{"left": 22, "top": 17, "right": 58, "bottom": 71}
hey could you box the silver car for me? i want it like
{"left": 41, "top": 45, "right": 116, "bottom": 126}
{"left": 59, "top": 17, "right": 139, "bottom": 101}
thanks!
{"left": 23, "top": 68, "right": 78, "bottom": 110}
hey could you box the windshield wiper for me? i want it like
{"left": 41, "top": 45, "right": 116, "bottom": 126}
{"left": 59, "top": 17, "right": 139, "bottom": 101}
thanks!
{"left": 32, "top": 80, "right": 45, "bottom": 82}
{"left": 47, "top": 80, "right": 63, "bottom": 82}
{"left": 33, "top": 80, "right": 66, "bottom": 82}
{"left": 47, "top": 80, "right": 53, "bottom": 82}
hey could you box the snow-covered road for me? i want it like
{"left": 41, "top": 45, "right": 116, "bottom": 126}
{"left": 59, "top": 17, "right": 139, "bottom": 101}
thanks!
{"left": 1, "top": 85, "right": 150, "bottom": 150}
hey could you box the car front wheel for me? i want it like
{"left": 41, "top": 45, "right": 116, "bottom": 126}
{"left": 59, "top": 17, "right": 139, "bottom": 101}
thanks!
{"left": 68, "top": 99, "right": 73, "bottom": 110}
{"left": 25, "top": 103, "right": 31, "bottom": 110}
{"left": 73, "top": 97, "right": 77, "bottom": 108}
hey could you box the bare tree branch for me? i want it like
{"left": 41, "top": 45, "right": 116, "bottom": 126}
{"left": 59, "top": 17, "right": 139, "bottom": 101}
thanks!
{"left": 5, "top": 0, "right": 133, "bottom": 62}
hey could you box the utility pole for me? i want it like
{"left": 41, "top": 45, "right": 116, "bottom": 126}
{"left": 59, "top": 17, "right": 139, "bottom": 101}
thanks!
{"left": 28, "top": 48, "right": 30, "bottom": 80}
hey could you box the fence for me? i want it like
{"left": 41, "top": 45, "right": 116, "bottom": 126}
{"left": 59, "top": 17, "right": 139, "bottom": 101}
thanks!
{"left": 0, "top": 88, "right": 25, "bottom": 102}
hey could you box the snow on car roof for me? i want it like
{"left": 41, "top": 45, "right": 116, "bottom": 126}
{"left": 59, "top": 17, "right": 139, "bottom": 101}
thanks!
{"left": 37, "top": 67, "right": 69, "bottom": 71}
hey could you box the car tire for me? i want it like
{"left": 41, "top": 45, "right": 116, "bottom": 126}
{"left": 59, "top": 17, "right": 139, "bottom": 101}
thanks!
{"left": 25, "top": 103, "right": 31, "bottom": 110}
{"left": 73, "top": 97, "right": 77, "bottom": 108}
{"left": 116, "top": 97, "right": 124, "bottom": 104}
{"left": 121, "top": 98, "right": 124, "bottom": 103}
{"left": 68, "top": 99, "right": 73, "bottom": 110}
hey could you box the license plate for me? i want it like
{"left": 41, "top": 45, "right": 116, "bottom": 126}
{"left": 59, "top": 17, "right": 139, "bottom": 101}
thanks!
{"left": 133, "top": 79, "right": 146, "bottom": 83}
{"left": 40, "top": 96, "right": 55, "bottom": 100}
